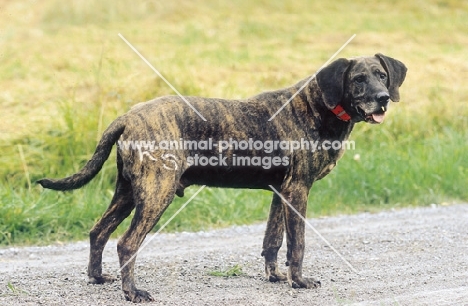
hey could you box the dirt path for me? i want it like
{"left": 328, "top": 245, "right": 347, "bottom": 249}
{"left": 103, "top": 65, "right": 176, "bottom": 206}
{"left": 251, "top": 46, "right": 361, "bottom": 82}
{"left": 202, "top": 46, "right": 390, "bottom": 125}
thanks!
{"left": 1, "top": 204, "right": 467, "bottom": 305}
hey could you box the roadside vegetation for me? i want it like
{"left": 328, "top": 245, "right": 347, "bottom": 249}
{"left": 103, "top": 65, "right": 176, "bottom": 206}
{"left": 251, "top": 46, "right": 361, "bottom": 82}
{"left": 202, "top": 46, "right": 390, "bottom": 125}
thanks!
{"left": 1, "top": 0, "right": 467, "bottom": 245}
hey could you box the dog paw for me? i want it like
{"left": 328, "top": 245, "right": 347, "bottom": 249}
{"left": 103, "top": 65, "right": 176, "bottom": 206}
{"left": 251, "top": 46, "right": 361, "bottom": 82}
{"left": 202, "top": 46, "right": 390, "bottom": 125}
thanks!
{"left": 124, "top": 289, "right": 155, "bottom": 303}
{"left": 291, "top": 277, "right": 321, "bottom": 289}
{"left": 268, "top": 272, "right": 288, "bottom": 282}
{"left": 88, "top": 274, "right": 117, "bottom": 284}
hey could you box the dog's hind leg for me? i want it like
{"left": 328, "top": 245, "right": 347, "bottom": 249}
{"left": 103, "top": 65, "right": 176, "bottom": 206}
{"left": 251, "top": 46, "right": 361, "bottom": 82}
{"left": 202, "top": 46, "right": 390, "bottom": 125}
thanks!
{"left": 88, "top": 154, "right": 135, "bottom": 284}
{"left": 87, "top": 177, "right": 134, "bottom": 284}
{"left": 117, "top": 173, "right": 176, "bottom": 303}
{"left": 261, "top": 193, "right": 287, "bottom": 282}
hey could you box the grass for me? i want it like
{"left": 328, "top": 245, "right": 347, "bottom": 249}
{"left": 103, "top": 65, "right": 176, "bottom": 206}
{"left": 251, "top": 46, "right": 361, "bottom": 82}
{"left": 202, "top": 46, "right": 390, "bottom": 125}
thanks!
{"left": 1, "top": 282, "right": 29, "bottom": 297}
{"left": 208, "top": 264, "right": 245, "bottom": 277}
{"left": 1, "top": 0, "right": 467, "bottom": 246}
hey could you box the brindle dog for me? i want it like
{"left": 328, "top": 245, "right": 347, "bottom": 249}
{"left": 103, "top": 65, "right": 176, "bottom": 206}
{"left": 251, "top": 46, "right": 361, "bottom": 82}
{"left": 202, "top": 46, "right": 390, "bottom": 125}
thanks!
{"left": 38, "top": 54, "right": 406, "bottom": 302}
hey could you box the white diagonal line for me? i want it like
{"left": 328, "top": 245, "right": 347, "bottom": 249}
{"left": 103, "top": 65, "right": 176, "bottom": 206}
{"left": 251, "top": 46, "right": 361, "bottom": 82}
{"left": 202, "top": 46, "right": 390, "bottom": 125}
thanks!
{"left": 118, "top": 33, "right": 207, "bottom": 121}
{"left": 119, "top": 185, "right": 206, "bottom": 272}
{"left": 268, "top": 185, "right": 359, "bottom": 274}
{"left": 268, "top": 34, "right": 356, "bottom": 121}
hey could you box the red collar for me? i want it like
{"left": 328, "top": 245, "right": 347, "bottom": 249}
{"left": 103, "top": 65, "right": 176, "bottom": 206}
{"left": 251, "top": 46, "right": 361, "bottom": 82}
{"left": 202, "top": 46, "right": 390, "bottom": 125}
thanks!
{"left": 331, "top": 105, "right": 351, "bottom": 122}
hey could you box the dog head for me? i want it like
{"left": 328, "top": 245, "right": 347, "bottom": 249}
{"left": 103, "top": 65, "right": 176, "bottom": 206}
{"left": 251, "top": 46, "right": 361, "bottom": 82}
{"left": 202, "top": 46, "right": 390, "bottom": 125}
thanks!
{"left": 316, "top": 54, "right": 407, "bottom": 124}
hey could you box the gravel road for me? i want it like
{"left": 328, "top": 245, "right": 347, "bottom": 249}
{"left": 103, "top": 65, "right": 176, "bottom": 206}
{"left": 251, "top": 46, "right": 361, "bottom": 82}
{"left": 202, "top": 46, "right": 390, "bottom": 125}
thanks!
{"left": 1, "top": 204, "right": 467, "bottom": 305}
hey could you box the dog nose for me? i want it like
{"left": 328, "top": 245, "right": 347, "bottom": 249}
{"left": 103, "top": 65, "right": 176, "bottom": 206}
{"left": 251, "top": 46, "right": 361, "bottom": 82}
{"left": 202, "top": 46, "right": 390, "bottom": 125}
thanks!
{"left": 376, "top": 92, "right": 390, "bottom": 104}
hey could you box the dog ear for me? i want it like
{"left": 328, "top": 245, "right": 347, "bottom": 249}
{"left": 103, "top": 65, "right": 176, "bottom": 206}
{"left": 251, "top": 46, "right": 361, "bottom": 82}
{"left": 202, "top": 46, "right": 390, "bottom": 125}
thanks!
{"left": 375, "top": 53, "right": 407, "bottom": 102}
{"left": 316, "top": 58, "right": 351, "bottom": 109}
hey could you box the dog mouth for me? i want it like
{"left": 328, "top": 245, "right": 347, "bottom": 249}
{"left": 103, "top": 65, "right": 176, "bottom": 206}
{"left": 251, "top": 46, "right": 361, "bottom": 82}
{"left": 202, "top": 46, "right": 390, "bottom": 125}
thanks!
{"left": 357, "top": 105, "right": 387, "bottom": 124}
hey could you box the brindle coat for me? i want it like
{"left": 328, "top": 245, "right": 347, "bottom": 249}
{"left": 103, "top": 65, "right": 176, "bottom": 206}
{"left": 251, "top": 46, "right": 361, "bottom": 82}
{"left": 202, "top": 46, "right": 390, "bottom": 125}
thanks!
{"left": 38, "top": 54, "right": 407, "bottom": 303}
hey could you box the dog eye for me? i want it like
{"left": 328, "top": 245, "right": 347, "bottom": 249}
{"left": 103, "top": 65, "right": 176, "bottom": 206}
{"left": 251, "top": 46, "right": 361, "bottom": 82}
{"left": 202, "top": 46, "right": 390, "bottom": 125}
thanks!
{"left": 379, "top": 72, "right": 387, "bottom": 79}
{"left": 354, "top": 76, "right": 366, "bottom": 84}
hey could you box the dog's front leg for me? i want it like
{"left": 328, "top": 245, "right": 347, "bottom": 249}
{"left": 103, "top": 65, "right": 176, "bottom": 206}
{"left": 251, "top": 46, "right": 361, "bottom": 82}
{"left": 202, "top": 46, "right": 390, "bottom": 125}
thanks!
{"left": 281, "top": 184, "right": 321, "bottom": 289}
{"left": 262, "top": 193, "right": 287, "bottom": 282}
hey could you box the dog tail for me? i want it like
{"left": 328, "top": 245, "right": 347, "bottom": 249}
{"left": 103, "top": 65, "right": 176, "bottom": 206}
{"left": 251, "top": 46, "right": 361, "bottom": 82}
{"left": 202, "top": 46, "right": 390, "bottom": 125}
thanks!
{"left": 37, "top": 116, "right": 126, "bottom": 191}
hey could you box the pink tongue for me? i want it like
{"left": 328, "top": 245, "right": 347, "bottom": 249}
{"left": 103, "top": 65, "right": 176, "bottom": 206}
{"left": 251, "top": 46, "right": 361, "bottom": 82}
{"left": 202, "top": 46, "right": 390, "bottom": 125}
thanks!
{"left": 371, "top": 112, "right": 385, "bottom": 123}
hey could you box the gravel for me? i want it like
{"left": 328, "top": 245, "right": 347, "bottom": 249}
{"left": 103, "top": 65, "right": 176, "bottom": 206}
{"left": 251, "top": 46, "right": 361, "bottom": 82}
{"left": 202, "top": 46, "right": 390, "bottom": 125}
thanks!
{"left": 1, "top": 204, "right": 467, "bottom": 305}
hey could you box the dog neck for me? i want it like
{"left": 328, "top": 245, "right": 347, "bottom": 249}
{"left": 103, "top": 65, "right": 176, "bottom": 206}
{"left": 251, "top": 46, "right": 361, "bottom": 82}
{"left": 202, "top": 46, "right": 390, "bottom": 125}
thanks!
{"left": 299, "top": 79, "right": 355, "bottom": 140}
{"left": 294, "top": 77, "right": 353, "bottom": 121}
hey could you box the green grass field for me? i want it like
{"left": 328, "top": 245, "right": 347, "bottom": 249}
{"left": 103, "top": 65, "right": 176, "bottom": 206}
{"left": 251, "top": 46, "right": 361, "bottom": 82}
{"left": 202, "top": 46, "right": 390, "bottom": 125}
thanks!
{"left": 1, "top": 0, "right": 467, "bottom": 245}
